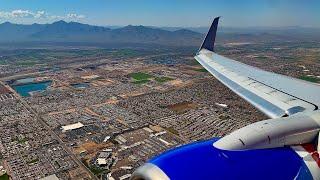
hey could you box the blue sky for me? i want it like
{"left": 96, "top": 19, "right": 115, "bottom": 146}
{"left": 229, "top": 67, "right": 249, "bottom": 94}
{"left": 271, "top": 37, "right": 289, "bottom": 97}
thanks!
{"left": 0, "top": 0, "right": 319, "bottom": 27}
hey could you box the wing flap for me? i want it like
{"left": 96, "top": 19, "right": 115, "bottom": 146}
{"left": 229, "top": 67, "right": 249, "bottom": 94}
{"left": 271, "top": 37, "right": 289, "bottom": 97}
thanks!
{"left": 195, "top": 50, "right": 317, "bottom": 118}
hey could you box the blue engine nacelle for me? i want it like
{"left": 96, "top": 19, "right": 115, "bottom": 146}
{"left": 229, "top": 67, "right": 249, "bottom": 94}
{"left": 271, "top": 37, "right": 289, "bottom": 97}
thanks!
{"left": 131, "top": 138, "right": 313, "bottom": 180}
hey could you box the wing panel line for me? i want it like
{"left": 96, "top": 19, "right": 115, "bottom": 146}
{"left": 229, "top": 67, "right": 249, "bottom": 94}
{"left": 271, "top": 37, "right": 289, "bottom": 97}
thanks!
{"left": 195, "top": 56, "right": 285, "bottom": 118}
{"left": 249, "top": 77, "right": 318, "bottom": 111}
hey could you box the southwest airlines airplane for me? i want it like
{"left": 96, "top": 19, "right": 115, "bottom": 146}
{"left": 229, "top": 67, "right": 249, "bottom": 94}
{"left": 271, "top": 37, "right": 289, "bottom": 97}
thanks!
{"left": 131, "top": 17, "right": 320, "bottom": 180}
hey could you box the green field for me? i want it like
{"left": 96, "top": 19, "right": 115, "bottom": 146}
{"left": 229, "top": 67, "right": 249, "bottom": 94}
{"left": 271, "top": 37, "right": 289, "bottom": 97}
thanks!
{"left": 0, "top": 61, "right": 7, "bottom": 65}
{"left": 155, "top": 77, "right": 173, "bottom": 83}
{"left": 299, "top": 76, "right": 320, "bottom": 83}
{"left": 129, "top": 72, "right": 152, "bottom": 80}
{"left": 194, "top": 68, "right": 208, "bottom": 72}
{"left": 165, "top": 126, "right": 179, "bottom": 136}
{"left": 27, "top": 158, "right": 39, "bottom": 164}
{"left": 12, "top": 137, "right": 28, "bottom": 144}
{"left": 0, "top": 174, "right": 9, "bottom": 180}
{"left": 129, "top": 72, "right": 174, "bottom": 84}
{"left": 132, "top": 79, "right": 150, "bottom": 84}
{"left": 219, "top": 115, "right": 230, "bottom": 120}
{"left": 89, "top": 166, "right": 105, "bottom": 175}
{"left": 129, "top": 72, "right": 153, "bottom": 84}
{"left": 17, "top": 138, "right": 28, "bottom": 144}
{"left": 81, "top": 158, "right": 106, "bottom": 175}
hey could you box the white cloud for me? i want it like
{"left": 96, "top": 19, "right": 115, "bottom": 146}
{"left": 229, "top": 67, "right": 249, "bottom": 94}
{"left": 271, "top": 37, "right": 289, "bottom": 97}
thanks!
{"left": 34, "top": 11, "right": 46, "bottom": 18}
{"left": 49, "top": 15, "right": 64, "bottom": 19}
{"left": 67, "top": 13, "right": 85, "bottom": 19}
{"left": 11, "top": 10, "right": 34, "bottom": 18}
{"left": 0, "top": 9, "right": 86, "bottom": 20}
{"left": 0, "top": 11, "right": 10, "bottom": 18}
{"left": 0, "top": 9, "right": 37, "bottom": 18}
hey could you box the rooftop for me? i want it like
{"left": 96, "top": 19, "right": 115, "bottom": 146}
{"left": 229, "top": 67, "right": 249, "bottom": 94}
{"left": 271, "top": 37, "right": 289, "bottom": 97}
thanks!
{"left": 61, "top": 122, "right": 84, "bottom": 132}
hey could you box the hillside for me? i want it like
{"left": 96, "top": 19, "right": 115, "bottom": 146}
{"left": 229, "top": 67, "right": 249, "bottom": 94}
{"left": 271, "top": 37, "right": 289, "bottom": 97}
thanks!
{"left": 0, "top": 21, "right": 203, "bottom": 46}
{"left": 0, "top": 21, "right": 319, "bottom": 46}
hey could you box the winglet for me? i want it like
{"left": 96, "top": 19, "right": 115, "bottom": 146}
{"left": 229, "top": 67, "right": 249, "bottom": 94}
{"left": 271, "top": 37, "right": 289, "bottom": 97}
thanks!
{"left": 199, "top": 17, "right": 220, "bottom": 52}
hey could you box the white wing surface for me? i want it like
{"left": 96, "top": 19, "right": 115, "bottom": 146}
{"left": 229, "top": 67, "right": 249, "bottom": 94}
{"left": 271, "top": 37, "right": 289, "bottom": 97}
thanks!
{"left": 195, "top": 18, "right": 319, "bottom": 118}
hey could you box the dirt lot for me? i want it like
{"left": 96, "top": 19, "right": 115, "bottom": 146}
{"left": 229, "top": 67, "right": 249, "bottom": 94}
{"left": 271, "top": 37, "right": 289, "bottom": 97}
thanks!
{"left": 74, "top": 141, "right": 112, "bottom": 155}
{"left": 167, "top": 101, "right": 198, "bottom": 113}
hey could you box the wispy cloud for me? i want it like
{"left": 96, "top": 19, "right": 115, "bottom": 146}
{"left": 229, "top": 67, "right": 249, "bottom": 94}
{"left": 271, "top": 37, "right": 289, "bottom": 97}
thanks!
{"left": 67, "top": 13, "right": 85, "bottom": 19}
{"left": 0, "top": 9, "right": 86, "bottom": 20}
{"left": 11, "top": 10, "right": 34, "bottom": 18}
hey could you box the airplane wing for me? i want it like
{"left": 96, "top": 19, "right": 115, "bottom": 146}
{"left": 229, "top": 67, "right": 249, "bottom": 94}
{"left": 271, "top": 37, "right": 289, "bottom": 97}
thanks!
{"left": 195, "top": 17, "right": 319, "bottom": 119}
{"left": 131, "top": 17, "right": 320, "bottom": 180}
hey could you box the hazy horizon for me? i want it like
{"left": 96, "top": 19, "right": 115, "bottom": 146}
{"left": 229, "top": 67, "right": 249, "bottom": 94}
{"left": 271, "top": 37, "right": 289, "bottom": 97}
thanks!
{"left": 1, "top": 20, "right": 320, "bottom": 30}
{"left": 0, "top": 0, "right": 319, "bottom": 28}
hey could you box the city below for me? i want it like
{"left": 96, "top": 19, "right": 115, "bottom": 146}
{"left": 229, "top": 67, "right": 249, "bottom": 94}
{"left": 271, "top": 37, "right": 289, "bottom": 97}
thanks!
{"left": 0, "top": 21, "right": 320, "bottom": 180}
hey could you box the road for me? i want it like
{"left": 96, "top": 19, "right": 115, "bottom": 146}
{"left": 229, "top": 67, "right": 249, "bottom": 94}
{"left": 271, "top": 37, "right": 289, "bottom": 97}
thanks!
{"left": 6, "top": 84, "right": 99, "bottom": 179}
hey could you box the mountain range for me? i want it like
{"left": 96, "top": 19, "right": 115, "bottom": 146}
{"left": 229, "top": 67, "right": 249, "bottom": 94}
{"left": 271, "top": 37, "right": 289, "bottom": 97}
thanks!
{"left": 0, "top": 21, "right": 319, "bottom": 46}
{"left": 0, "top": 21, "right": 202, "bottom": 46}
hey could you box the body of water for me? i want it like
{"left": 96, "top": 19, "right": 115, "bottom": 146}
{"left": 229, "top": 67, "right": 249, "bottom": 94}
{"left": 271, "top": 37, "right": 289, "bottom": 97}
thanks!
{"left": 13, "top": 81, "right": 52, "bottom": 97}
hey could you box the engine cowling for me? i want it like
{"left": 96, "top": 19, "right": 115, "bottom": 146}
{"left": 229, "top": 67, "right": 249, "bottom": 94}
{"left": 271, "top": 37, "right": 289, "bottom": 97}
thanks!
{"left": 213, "top": 111, "right": 320, "bottom": 150}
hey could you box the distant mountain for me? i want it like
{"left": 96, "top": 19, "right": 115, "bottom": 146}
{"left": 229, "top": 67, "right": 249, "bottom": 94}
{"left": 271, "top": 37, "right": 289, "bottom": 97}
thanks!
{"left": 0, "top": 22, "right": 45, "bottom": 42}
{"left": 161, "top": 25, "right": 320, "bottom": 35}
{"left": 0, "top": 21, "right": 204, "bottom": 46}
{"left": 0, "top": 21, "right": 319, "bottom": 46}
{"left": 160, "top": 26, "right": 320, "bottom": 42}
{"left": 159, "top": 26, "right": 209, "bottom": 34}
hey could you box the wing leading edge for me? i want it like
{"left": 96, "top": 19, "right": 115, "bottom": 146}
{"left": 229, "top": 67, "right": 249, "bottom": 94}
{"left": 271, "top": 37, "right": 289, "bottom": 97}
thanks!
{"left": 195, "top": 17, "right": 320, "bottom": 118}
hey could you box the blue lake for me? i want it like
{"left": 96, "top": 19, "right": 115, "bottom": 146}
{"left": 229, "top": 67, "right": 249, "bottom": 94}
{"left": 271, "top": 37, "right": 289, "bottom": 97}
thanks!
{"left": 13, "top": 81, "right": 52, "bottom": 97}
